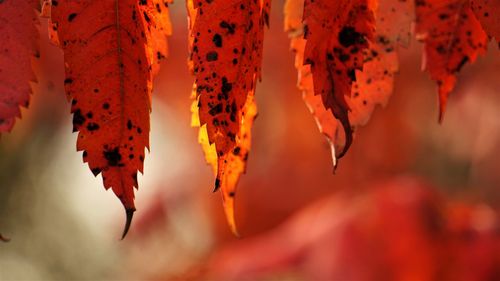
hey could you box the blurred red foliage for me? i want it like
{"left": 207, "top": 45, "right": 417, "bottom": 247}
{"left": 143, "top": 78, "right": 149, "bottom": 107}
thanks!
{"left": 205, "top": 177, "right": 500, "bottom": 281}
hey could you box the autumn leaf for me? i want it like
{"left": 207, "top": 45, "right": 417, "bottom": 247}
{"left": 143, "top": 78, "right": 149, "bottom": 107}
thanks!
{"left": 0, "top": 0, "right": 40, "bottom": 133}
{"left": 286, "top": 0, "right": 342, "bottom": 167}
{"left": 187, "top": 0, "right": 270, "bottom": 234}
{"left": 50, "top": 0, "right": 171, "bottom": 238}
{"left": 470, "top": 0, "right": 500, "bottom": 43}
{"left": 287, "top": 0, "right": 394, "bottom": 166}
{"left": 415, "top": 0, "right": 488, "bottom": 121}
{"left": 301, "top": 0, "right": 377, "bottom": 161}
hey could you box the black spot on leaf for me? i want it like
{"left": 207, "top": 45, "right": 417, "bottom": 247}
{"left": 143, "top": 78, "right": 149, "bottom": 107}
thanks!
{"left": 213, "top": 34, "right": 222, "bottom": 47}
{"left": 206, "top": 51, "right": 218, "bottom": 61}
{"left": 338, "top": 26, "right": 365, "bottom": 48}
{"left": 104, "top": 147, "right": 123, "bottom": 167}
{"left": 68, "top": 13, "right": 77, "bottom": 22}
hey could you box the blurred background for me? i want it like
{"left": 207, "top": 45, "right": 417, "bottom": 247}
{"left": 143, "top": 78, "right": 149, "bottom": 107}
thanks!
{"left": 0, "top": 1, "right": 500, "bottom": 280}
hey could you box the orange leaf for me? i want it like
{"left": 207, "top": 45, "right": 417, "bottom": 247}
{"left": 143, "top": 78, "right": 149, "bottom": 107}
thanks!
{"left": 50, "top": 0, "right": 171, "bottom": 238}
{"left": 302, "top": 0, "right": 377, "bottom": 160}
{"left": 286, "top": 0, "right": 342, "bottom": 167}
{"left": 415, "top": 0, "right": 488, "bottom": 121}
{"left": 0, "top": 0, "right": 40, "bottom": 133}
{"left": 187, "top": 0, "right": 270, "bottom": 234}
{"left": 287, "top": 0, "right": 381, "bottom": 165}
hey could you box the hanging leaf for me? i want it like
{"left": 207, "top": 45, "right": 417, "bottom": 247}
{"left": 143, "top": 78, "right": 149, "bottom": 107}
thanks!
{"left": 302, "top": 0, "right": 377, "bottom": 161}
{"left": 470, "top": 0, "right": 500, "bottom": 43}
{"left": 0, "top": 0, "right": 40, "bottom": 133}
{"left": 287, "top": 0, "right": 379, "bottom": 165}
{"left": 286, "top": 0, "right": 342, "bottom": 167}
{"left": 50, "top": 0, "right": 171, "bottom": 238}
{"left": 187, "top": 0, "right": 270, "bottom": 234}
{"left": 415, "top": 0, "right": 488, "bottom": 121}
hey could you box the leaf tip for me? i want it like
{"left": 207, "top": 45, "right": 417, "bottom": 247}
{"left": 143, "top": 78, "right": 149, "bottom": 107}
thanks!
{"left": 121, "top": 208, "right": 136, "bottom": 240}
{"left": 222, "top": 191, "right": 240, "bottom": 237}
{"left": 438, "top": 102, "right": 446, "bottom": 124}
{"left": 438, "top": 92, "right": 448, "bottom": 124}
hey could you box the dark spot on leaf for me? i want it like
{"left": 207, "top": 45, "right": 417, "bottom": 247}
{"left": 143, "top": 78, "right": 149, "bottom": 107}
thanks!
{"left": 338, "top": 26, "right": 365, "bottom": 48}
{"left": 220, "top": 21, "right": 235, "bottom": 34}
{"left": 221, "top": 77, "right": 232, "bottom": 94}
{"left": 209, "top": 103, "right": 223, "bottom": 116}
{"left": 72, "top": 109, "right": 86, "bottom": 130}
{"left": 87, "top": 123, "right": 100, "bottom": 131}
{"left": 206, "top": 51, "right": 218, "bottom": 61}
{"left": 213, "top": 34, "right": 222, "bottom": 47}
{"left": 104, "top": 147, "right": 122, "bottom": 167}
{"left": 68, "top": 13, "right": 77, "bottom": 22}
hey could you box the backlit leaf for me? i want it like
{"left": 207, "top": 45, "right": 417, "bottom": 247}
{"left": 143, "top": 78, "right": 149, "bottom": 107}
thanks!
{"left": 415, "top": 0, "right": 488, "bottom": 121}
{"left": 50, "top": 0, "right": 171, "bottom": 237}
{"left": 302, "top": 0, "right": 377, "bottom": 160}
{"left": 187, "top": 0, "right": 270, "bottom": 234}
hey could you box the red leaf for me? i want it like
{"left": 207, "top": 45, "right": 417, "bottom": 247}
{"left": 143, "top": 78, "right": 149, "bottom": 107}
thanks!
{"left": 415, "top": 0, "right": 488, "bottom": 121}
{"left": 0, "top": 0, "right": 40, "bottom": 133}
{"left": 288, "top": 0, "right": 396, "bottom": 165}
{"left": 286, "top": 0, "right": 342, "bottom": 167}
{"left": 50, "top": 0, "right": 171, "bottom": 237}
{"left": 187, "top": 0, "right": 270, "bottom": 234}
{"left": 302, "top": 0, "right": 377, "bottom": 160}
{"left": 470, "top": 0, "right": 500, "bottom": 43}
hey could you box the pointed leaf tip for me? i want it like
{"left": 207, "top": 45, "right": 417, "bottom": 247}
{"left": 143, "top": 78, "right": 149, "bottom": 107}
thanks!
{"left": 121, "top": 208, "right": 135, "bottom": 240}
{"left": 438, "top": 112, "right": 444, "bottom": 124}
{"left": 222, "top": 192, "right": 240, "bottom": 237}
